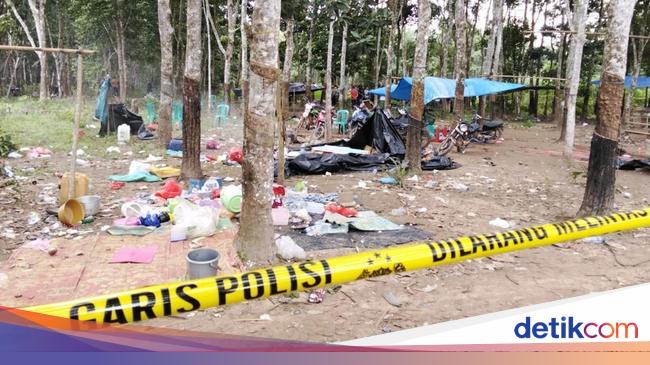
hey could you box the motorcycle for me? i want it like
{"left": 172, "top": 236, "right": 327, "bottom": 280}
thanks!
{"left": 435, "top": 118, "right": 470, "bottom": 156}
{"left": 347, "top": 105, "right": 370, "bottom": 137}
{"left": 467, "top": 114, "right": 503, "bottom": 143}
{"left": 392, "top": 108, "right": 436, "bottom": 150}
{"left": 297, "top": 102, "right": 322, "bottom": 131}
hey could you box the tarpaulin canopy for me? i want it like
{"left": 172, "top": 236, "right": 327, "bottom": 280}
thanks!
{"left": 369, "top": 77, "right": 525, "bottom": 104}
{"left": 591, "top": 76, "right": 650, "bottom": 89}
{"left": 367, "top": 84, "right": 398, "bottom": 97}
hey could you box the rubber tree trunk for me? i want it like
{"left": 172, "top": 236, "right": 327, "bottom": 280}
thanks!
{"left": 406, "top": 0, "right": 431, "bottom": 171}
{"left": 235, "top": 0, "right": 280, "bottom": 263}
{"left": 622, "top": 39, "right": 648, "bottom": 126}
{"left": 562, "top": 0, "right": 588, "bottom": 157}
{"left": 553, "top": 34, "right": 567, "bottom": 125}
{"left": 339, "top": 21, "right": 348, "bottom": 105}
{"left": 224, "top": 0, "right": 236, "bottom": 105}
{"left": 158, "top": 0, "right": 174, "bottom": 148}
{"left": 453, "top": 0, "right": 466, "bottom": 120}
{"left": 439, "top": 18, "right": 450, "bottom": 114}
{"left": 240, "top": 0, "right": 248, "bottom": 104}
{"left": 578, "top": 0, "right": 636, "bottom": 216}
{"left": 180, "top": 0, "right": 203, "bottom": 181}
{"left": 480, "top": 0, "right": 503, "bottom": 117}
{"left": 325, "top": 19, "right": 335, "bottom": 141}
{"left": 305, "top": 13, "right": 314, "bottom": 101}
{"left": 374, "top": 27, "right": 382, "bottom": 89}
{"left": 282, "top": 18, "right": 294, "bottom": 116}
{"left": 384, "top": 22, "right": 395, "bottom": 108}
{"left": 26, "top": 0, "right": 47, "bottom": 101}
{"left": 278, "top": 18, "right": 294, "bottom": 185}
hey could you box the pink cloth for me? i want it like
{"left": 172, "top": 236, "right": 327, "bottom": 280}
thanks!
{"left": 110, "top": 245, "right": 157, "bottom": 264}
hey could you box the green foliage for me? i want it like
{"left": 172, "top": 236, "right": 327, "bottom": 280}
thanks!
{"left": 0, "top": 130, "right": 18, "bottom": 157}
{"left": 385, "top": 158, "right": 409, "bottom": 188}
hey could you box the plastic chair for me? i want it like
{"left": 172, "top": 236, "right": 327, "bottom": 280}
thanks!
{"left": 145, "top": 100, "right": 158, "bottom": 123}
{"left": 215, "top": 104, "right": 230, "bottom": 127}
{"left": 334, "top": 109, "right": 349, "bottom": 134}
{"left": 172, "top": 100, "right": 183, "bottom": 128}
{"left": 210, "top": 95, "right": 218, "bottom": 110}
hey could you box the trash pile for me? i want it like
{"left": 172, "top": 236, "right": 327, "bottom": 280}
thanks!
{"left": 106, "top": 176, "right": 240, "bottom": 242}
{"left": 272, "top": 180, "right": 406, "bottom": 258}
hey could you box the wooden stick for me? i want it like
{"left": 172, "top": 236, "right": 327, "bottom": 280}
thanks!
{"left": 488, "top": 74, "right": 567, "bottom": 81}
{"left": 0, "top": 45, "right": 97, "bottom": 54}
{"left": 68, "top": 53, "right": 84, "bottom": 200}
{"left": 523, "top": 30, "right": 650, "bottom": 40}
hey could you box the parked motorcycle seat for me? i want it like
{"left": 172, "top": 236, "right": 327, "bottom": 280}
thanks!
{"left": 484, "top": 120, "right": 503, "bottom": 128}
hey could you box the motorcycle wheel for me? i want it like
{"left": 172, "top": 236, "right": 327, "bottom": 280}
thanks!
{"left": 313, "top": 125, "right": 325, "bottom": 140}
{"left": 456, "top": 140, "right": 467, "bottom": 153}
{"left": 436, "top": 138, "right": 454, "bottom": 156}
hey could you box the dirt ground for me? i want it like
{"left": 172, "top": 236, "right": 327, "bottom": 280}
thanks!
{"left": 1, "top": 107, "right": 650, "bottom": 343}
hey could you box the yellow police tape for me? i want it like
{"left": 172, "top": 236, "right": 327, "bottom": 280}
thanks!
{"left": 22, "top": 207, "right": 650, "bottom": 324}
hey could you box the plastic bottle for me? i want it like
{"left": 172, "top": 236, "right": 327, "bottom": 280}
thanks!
{"left": 117, "top": 124, "right": 130, "bottom": 144}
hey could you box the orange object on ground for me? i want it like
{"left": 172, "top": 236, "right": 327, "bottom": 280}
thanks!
{"left": 325, "top": 203, "right": 358, "bottom": 217}
{"left": 154, "top": 180, "right": 183, "bottom": 199}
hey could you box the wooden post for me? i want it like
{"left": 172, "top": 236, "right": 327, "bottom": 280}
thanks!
{"left": 68, "top": 53, "right": 83, "bottom": 200}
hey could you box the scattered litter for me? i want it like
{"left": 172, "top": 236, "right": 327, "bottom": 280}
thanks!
{"left": 110, "top": 245, "right": 158, "bottom": 264}
{"left": 108, "top": 171, "right": 161, "bottom": 182}
{"left": 306, "top": 221, "right": 349, "bottom": 236}
{"left": 128, "top": 161, "right": 151, "bottom": 175}
{"left": 28, "top": 147, "right": 52, "bottom": 158}
{"left": 151, "top": 166, "right": 180, "bottom": 178}
{"left": 349, "top": 211, "right": 402, "bottom": 231}
{"left": 623, "top": 192, "right": 632, "bottom": 199}
{"left": 109, "top": 181, "right": 126, "bottom": 190}
{"left": 357, "top": 181, "right": 368, "bottom": 189}
{"left": 414, "top": 285, "right": 437, "bottom": 293}
{"left": 23, "top": 238, "right": 52, "bottom": 252}
{"left": 206, "top": 139, "right": 220, "bottom": 150}
{"left": 27, "top": 212, "right": 40, "bottom": 225}
{"left": 106, "top": 146, "right": 121, "bottom": 153}
{"left": 272, "top": 207, "right": 290, "bottom": 226}
{"left": 580, "top": 236, "right": 605, "bottom": 244}
{"left": 106, "top": 226, "right": 157, "bottom": 236}
{"left": 0, "top": 273, "right": 7, "bottom": 288}
{"left": 305, "top": 202, "right": 325, "bottom": 215}
{"left": 450, "top": 182, "right": 469, "bottom": 192}
{"left": 275, "top": 236, "right": 306, "bottom": 260}
{"left": 382, "top": 292, "right": 402, "bottom": 307}
{"left": 259, "top": 314, "right": 271, "bottom": 321}
{"left": 424, "top": 180, "right": 438, "bottom": 188}
{"left": 390, "top": 207, "right": 406, "bottom": 216}
{"left": 325, "top": 203, "right": 357, "bottom": 217}
{"left": 308, "top": 289, "right": 326, "bottom": 304}
{"left": 407, "top": 175, "right": 419, "bottom": 182}
{"left": 145, "top": 154, "right": 163, "bottom": 162}
{"left": 8, "top": 152, "right": 22, "bottom": 159}
{"left": 155, "top": 180, "right": 183, "bottom": 199}
{"left": 379, "top": 177, "right": 397, "bottom": 185}
{"left": 489, "top": 218, "right": 511, "bottom": 229}
{"left": 294, "top": 209, "right": 312, "bottom": 223}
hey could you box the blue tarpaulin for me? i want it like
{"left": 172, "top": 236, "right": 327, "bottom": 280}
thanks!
{"left": 591, "top": 76, "right": 650, "bottom": 89}
{"left": 367, "top": 84, "right": 398, "bottom": 97}
{"left": 94, "top": 77, "right": 110, "bottom": 124}
{"left": 369, "top": 77, "right": 524, "bottom": 104}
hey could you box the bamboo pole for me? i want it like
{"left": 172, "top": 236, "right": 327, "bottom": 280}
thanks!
{"left": 68, "top": 53, "right": 84, "bottom": 200}
{"left": 0, "top": 45, "right": 97, "bottom": 54}
{"left": 488, "top": 74, "right": 567, "bottom": 82}
{"left": 523, "top": 30, "right": 650, "bottom": 40}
